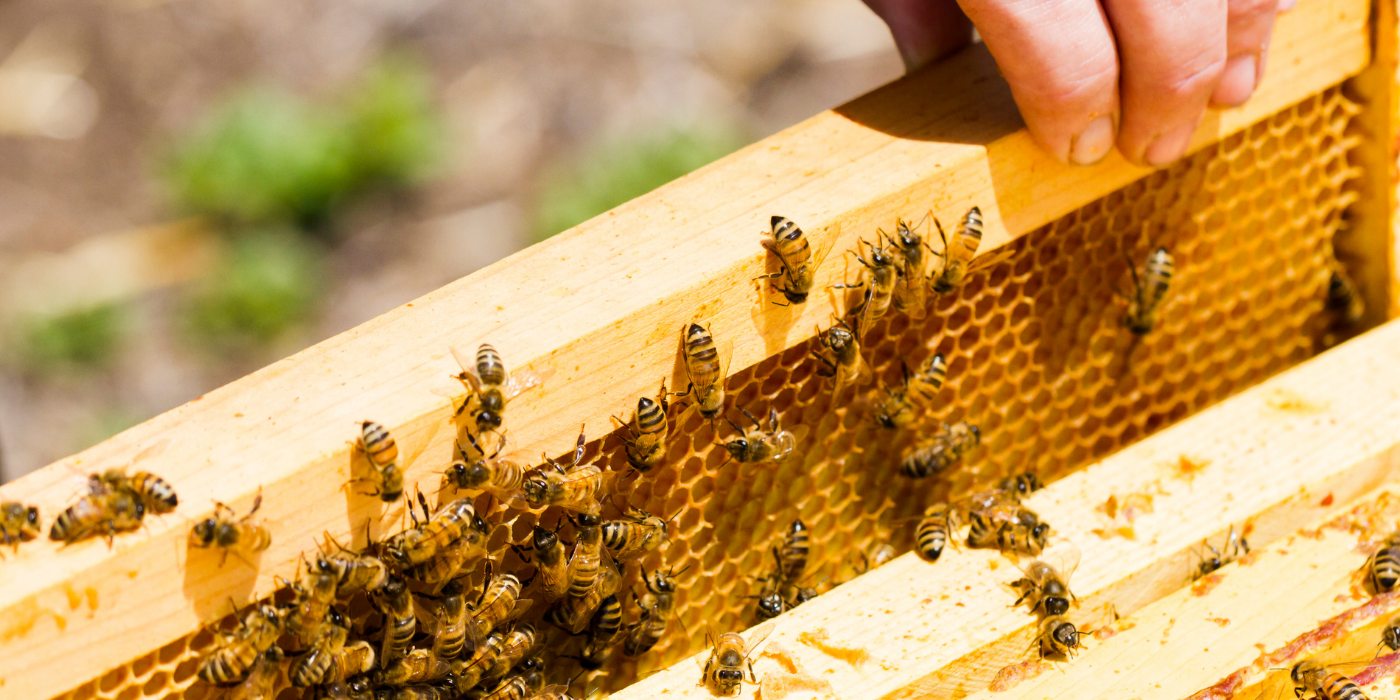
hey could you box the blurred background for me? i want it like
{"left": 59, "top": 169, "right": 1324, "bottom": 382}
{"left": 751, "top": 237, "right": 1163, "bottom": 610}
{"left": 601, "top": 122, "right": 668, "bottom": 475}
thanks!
{"left": 0, "top": 0, "right": 903, "bottom": 482}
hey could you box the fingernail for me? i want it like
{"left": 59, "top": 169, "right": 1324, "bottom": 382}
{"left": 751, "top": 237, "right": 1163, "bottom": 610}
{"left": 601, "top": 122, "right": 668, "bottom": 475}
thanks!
{"left": 1212, "top": 54, "right": 1258, "bottom": 106}
{"left": 1278, "top": 0, "right": 1296, "bottom": 11}
{"left": 1145, "top": 122, "right": 1196, "bottom": 167}
{"left": 1069, "top": 115, "right": 1116, "bottom": 165}
{"left": 1257, "top": 43, "right": 1269, "bottom": 84}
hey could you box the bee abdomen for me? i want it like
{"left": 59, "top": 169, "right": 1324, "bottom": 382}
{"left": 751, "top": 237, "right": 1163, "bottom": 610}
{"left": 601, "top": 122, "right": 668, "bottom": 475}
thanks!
{"left": 1372, "top": 545, "right": 1400, "bottom": 591}
{"left": 131, "top": 472, "right": 179, "bottom": 512}
{"left": 601, "top": 522, "right": 632, "bottom": 552}
{"left": 780, "top": 520, "right": 809, "bottom": 582}
{"left": 361, "top": 421, "right": 399, "bottom": 467}
{"left": 476, "top": 344, "right": 507, "bottom": 386}
{"left": 635, "top": 397, "right": 667, "bottom": 435}
{"left": 916, "top": 519, "right": 948, "bottom": 562}
{"left": 199, "top": 645, "right": 257, "bottom": 684}
{"left": 1321, "top": 674, "right": 1368, "bottom": 700}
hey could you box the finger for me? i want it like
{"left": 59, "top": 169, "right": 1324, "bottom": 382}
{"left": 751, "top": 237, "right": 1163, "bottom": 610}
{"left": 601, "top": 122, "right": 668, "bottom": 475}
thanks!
{"left": 1211, "top": 0, "right": 1280, "bottom": 106}
{"left": 863, "top": 0, "right": 975, "bottom": 70}
{"left": 1104, "top": 0, "right": 1228, "bottom": 166}
{"left": 956, "top": 0, "right": 1121, "bottom": 165}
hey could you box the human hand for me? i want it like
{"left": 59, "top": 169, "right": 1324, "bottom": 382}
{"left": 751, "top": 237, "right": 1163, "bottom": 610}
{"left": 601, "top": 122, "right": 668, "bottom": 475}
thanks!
{"left": 863, "top": 0, "right": 1288, "bottom": 167}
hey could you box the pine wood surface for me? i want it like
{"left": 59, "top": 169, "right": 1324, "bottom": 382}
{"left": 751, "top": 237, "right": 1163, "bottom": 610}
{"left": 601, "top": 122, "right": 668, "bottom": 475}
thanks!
{"left": 0, "top": 0, "right": 1373, "bottom": 697}
{"left": 612, "top": 319, "right": 1400, "bottom": 700}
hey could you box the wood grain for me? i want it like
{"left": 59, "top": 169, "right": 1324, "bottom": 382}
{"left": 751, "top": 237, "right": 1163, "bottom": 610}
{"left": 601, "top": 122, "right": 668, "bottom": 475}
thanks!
{"left": 612, "top": 318, "right": 1400, "bottom": 700}
{"left": 0, "top": 0, "right": 1371, "bottom": 697}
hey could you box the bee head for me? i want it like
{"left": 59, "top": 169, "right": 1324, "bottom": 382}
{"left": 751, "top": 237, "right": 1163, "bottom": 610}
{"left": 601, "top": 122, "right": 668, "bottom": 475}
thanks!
{"left": 472, "top": 514, "right": 490, "bottom": 534}
{"left": 796, "top": 587, "right": 818, "bottom": 603}
{"left": 755, "top": 591, "right": 785, "bottom": 618}
{"left": 189, "top": 519, "right": 217, "bottom": 548}
{"left": 1044, "top": 596, "right": 1070, "bottom": 617}
{"left": 1031, "top": 523, "right": 1051, "bottom": 547}
{"left": 459, "top": 460, "right": 492, "bottom": 489}
{"left": 1384, "top": 624, "right": 1400, "bottom": 652}
{"left": 968, "top": 424, "right": 982, "bottom": 444}
{"left": 533, "top": 525, "right": 557, "bottom": 549}
{"left": 780, "top": 289, "right": 809, "bottom": 305}
{"left": 790, "top": 519, "right": 807, "bottom": 534}
{"left": 24, "top": 506, "right": 38, "bottom": 527}
{"left": 1052, "top": 621, "right": 1079, "bottom": 649}
{"left": 521, "top": 474, "right": 548, "bottom": 502}
{"left": 723, "top": 438, "right": 749, "bottom": 460}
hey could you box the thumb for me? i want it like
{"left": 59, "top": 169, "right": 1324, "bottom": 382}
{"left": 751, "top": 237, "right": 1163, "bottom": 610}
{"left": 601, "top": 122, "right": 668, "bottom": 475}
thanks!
{"left": 863, "top": 0, "right": 975, "bottom": 70}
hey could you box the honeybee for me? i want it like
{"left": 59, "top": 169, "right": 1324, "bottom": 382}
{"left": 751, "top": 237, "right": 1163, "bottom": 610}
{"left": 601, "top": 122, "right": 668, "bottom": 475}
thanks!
{"left": 612, "top": 380, "right": 670, "bottom": 473}
{"left": 316, "top": 533, "right": 388, "bottom": 594}
{"left": 576, "top": 593, "right": 625, "bottom": 669}
{"left": 377, "top": 647, "right": 453, "bottom": 687}
{"left": 516, "top": 525, "right": 568, "bottom": 601}
{"left": 888, "top": 215, "right": 932, "bottom": 318}
{"left": 930, "top": 206, "right": 983, "bottom": 293}
{"left": 50, "top": 480, "right": 144, "bottom": 546}
{"left": 1328, "top": 266, "right": 1366, "bottom": 327}
{"left": 0, "top": 502, "right": 40, "bottom": 552}
{"left": 525, "top": 687, "right": 576, "bottom": 700}
{"left": 225, "top": 645, "right": 282, "bottom": 700}
{"left": 189, "top": 490, "right": 272, "bottom": 566}
{"left": 900, "top": 421, "right": 981, "bottom": 478}
{"left": 478, "top": 657, "right": 546, "bottom": 700}
{"left": 450, "top": 343, "right": 550, "bottom": 434}
{"left": 872, "top": 354, "right": 948, "bottom": 430}
{"left": 968, "top": 506, "right": 1049, "bottom": 556}
{"left": 700, "top": 623, "right": 774, "bottom": 696}
{"left": 372, "top": 576, "right": 417, "bottom": 664}
{"left": 915, "top": 503, "right": 955, "bottom": 562}
{"left": 1367, "top": 529, "right": 1400, "bottom": 593}
{"left": 416, "top": 580, "right": 464, "bottom": 663}
{"left": 95, "top": 468, "right": 180, "bottom": 514}
{"left": 443, "top": 432, "right": 528, "bottom": 501}
{"left": 1383, "top": 615, "right": 1400, "bottom": 652}
{"left": 811, "top": 317, "right": 870, "bottom": 394}
{"left": 757, "top": 215, "right": 834, "bottom": 305}
{"left": 281, "top": 566, "right": 338, "bottom": 648}
{"left": 1011, "top": 549, "right": 1080, "bottom": 617}
{"left": 356, "top": 421, "right": 406, "bottom": 502}
{"left": 198, "top": 602, "right": 284, "bottom": 684}
{"left": 1293, "top": 660, "right": 1372, "bottom": 700}
{"left": 1192, "top": 525, "right": 1249, "bottom": 580}
{"left": 291, "top": 615, "right": 350, "bottom": 687}
{"left": 1121, "top": 246, "right": 1174, "bottom": 335}
{"left": 522, "top": 429, "right": 613, "bottom": 516}
{"left": 1033, "top": 616, "right": 1083, "bottom": 658}
{"left": 718, "top": 408, "right": 797, "bottom": 465}
{"left": 566, "top": 514, "right": 604, "bottom": 599}
{"left": 675, "top": 322, "right": 730, "bottom": 420}
{"left": 407, "top": 530, "right": 482, "bottom": 585}
{"left": 546, "top": 556, "right": 622, "bottom": 634}
{"left": 483, "top": 623, "right": 539, "bottom": 684}
{"left": 833, "top": 236, "right": 899, "bottom": 331}
{"left": 625, "top": 566, "right": 682, "bottom": 656}
{"left": 602, "top": 506, "right": 669, "bottom": 560}
{"left": 469, "top": 571, "right": 533, "bottom": 646}
{"left": 455, "top": 629, "right": 506, "bottom": 690}
{"left": 774, "top": 519, "right": 809, "bottom": 585}
{"left": 381, "top": 495, "right": 486, "bottom": 569}
{"left": 324, "top": 641, "right": 376, "bottom": 687}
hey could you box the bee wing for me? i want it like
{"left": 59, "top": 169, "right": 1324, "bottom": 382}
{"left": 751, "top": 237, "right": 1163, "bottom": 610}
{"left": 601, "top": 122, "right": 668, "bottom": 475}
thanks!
{"left": 811, "top": 222, "right": 839, "bottom": 271}
{"left": 504, "top": 598, "right": 534, "bottom": 623}
{"left": 501, "top": 365, "right": 556, "bottom": 402}
{"left": 744, "top": 622, "right": 778, "bottom": 659}
{"left": 449, "top": 345, "right": 483, "bottom": 392}
{"left": 1044, "top": 545, "right": 1082, "bottom": 582}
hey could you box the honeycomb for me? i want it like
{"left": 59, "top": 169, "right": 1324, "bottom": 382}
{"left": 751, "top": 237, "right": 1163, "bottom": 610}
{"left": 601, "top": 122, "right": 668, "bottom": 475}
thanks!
{"left": 53, "top": 86, "right": 1363, "bottom": 700}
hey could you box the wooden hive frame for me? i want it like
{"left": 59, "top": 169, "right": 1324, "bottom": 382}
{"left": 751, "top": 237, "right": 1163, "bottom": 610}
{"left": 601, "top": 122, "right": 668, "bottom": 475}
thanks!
{"left": 0, "top": 0, "right": 1397, "bottom": 698}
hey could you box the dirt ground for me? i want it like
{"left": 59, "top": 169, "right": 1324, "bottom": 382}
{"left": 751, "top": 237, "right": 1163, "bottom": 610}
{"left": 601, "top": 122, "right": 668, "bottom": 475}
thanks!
{"left": 0, "top": 0, "right": 903, "bottom": 480}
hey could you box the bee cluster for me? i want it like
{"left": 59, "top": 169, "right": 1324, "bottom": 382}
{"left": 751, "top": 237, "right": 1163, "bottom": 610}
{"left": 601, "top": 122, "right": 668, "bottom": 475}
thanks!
{"left": 3, "top": 177, "right": 1372, "bottom": 700}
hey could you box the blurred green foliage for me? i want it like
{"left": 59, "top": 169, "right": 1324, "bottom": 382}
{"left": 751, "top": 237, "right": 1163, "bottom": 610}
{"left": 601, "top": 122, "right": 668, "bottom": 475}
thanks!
{"left": 163, "top": 56, "right": 442, "bottom": 230}
{"left": 77, "top": 407, "right": 147, "bottom": 454}
{"left": 183, "top": 231, "right": 324, "bottom": 351}
{"left": 16, "top": 304, "right": 126, "bottom": 374}
{"left": 532, "top": 125, "right": 747, "bottom": 242}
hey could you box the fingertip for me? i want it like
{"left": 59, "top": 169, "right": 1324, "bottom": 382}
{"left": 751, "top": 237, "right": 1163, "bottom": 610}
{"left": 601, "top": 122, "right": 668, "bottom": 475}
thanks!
{"left": 1210, "top": 53, "right": 1258, "bottom": 106}
{"left": 1069, "top": 114, "right": 1117, "bottom": 166}
{"left": 1143, "top": 122, "right": 1197, "bottom": 168}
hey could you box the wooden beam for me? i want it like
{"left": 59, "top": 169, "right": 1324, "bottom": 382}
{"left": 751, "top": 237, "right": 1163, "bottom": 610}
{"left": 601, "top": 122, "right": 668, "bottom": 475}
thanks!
{"left": 1343, "top": 0, "right": 1399, "bottom": 321}
{"left": 959, "top": 488, "right": 1400, "bottom": 700}
{"left": 612, "top": 318, "right": 1400, "bottom": 700}
{"left": 0, "top": 0, "right": 1371, "bottom": 696}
